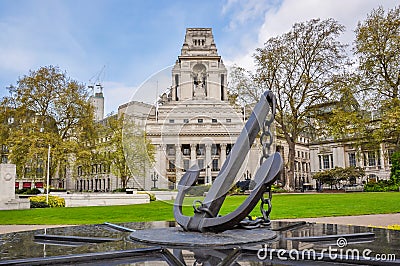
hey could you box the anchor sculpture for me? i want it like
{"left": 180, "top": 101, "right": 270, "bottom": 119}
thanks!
{"left": 174, "top": 90, "right": 283, "bottom": 233}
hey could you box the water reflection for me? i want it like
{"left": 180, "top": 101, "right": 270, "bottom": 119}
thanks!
{"left": 0, "top": 221, "right": 399, "bottom": 265}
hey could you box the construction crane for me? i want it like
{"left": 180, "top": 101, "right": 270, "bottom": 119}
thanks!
{"left": 88, "top": 65, "right": 106, "bottom": 95}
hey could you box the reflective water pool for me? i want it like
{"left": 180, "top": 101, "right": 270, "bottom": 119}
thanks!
{"left": 1, "top": 221, "right": 399, "bottom": 265}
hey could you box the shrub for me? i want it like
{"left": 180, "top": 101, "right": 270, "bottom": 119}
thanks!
{"left": 16, "top": 188, "right": 42, "bottom": 195}
{"left": 30, "top": 195, "right": 65, "bottom": 208}
{"left": 49, "top": 189, "right": 66, "bottom": 192}
{"left": 364, "top": 180, "right": 399, "bottom": 192}
{"left": 236, "top": 180, "right": 249, "bottom": 192}
{"left": 271, "top": 184, "right": 287, "bottom": 193}
{"left": 15, "top": 188, "right": 27, "bottom": 194}
{"left": 30, "top": 201, "right": 49, "bottom": 208}
{"left": 113, "top": 188, "right": 126, "bottom": 193}
{"left": 186, "top": 185, "right": 211, "bottom": 196}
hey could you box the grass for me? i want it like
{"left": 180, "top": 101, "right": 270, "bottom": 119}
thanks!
{"left": 0, "top": 192, "right": 399, "bottom": 225}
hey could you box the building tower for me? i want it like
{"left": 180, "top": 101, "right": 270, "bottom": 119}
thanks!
{"left": 171, "top": 28, "right": 228, "bottom": 102}
{"left": 89, "top": 84, "right": 105, "bottom": 122}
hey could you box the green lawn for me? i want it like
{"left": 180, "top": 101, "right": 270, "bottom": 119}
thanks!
{"left": 0, "top": 192, "right": 399, "bottom": 225}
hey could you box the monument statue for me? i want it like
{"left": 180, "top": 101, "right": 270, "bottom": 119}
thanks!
{"left": 193, "top": 67, "right": 207, "bottom": 98}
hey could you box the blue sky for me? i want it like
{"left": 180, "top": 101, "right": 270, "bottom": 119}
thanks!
{"left": 0, "top": 0, "right": 398, "bottom": 114}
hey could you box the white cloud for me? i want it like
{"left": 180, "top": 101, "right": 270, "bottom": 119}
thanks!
{"left": 222, "top": 0, "right": 280, "bottom": 30}
{"left": 0, "top": 1, "right": 88, "bottom": 87}
{"left": 225, "top": 0, "right": 399, "bottom": 70}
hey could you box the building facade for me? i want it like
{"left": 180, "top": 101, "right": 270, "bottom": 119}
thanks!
{"left": 118, "top": 28, "right": 260, "bottom": 190}
{"left": 70, "top": 28, "right": 331, "bottom": 192}
{"left": 310, "top": 141, "right": 393, "bottom": 184}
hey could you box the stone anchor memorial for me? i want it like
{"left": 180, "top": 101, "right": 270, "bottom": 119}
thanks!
{"left": 130, "top": 90, "right": 284, "bottom": 245}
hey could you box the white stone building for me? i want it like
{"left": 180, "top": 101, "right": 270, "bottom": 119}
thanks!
{"left": 310, "top": 140, "right": 393, "bottom": 184}
{"left": 120, "top": 28, "right": 260, "bottom": 190}
{"left": 70, "top": 28, "right": 317, "bottom": 191}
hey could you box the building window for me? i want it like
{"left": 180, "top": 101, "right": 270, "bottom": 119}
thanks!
{"left": 322, "top": 155, "right": 330, "bottom": 169}
{"left": 103, "top": 164, "right": 107, "bottom": 173}
{"left": 211, "top": 144, "right": 219, "bottom": 155}
{"left": 183, "top": 119, "right": 189, "bottom": 124}
{"left": 198, "top": 159, "right": 204, "bottom": 170}
{"left": 198, "top": 118, "right": 203, "bottom": 123}
{"left": 212, "top": 118, "right": 217, "bottom": 123}
{"left": 226, "top": 144, "right": 232, "bottom": 155}
{"left": 212, "top": 159, "right": 219, "bottom": 171}
{"left": 348, "top": 153, "right": 356, "bottom": 167}
{"left": 1, "top": 144, "right": 8, "bottom": 153}
{"left": 197, "top": 144, "right": 205, "bottom": 156}
{"left": 167, "top": 144, "right": 175, "bottom": 156}
{"left": 226, "top": 118, "right": 231, "bottom": 123}
{"left": 168, "top": 160, "right": 175, "bottom": 170}
{"left": 183, "top": 160, "right": 190, "bottom": 171}
{"left": 78, "top": 166, "right": 83, "bottom": 176}
{"left": 368, "top": 151, "right": 376, "bottom": 166}
{"left": 182, "top": 145, "right": 190, "bottom": 156}
{"left": 169, "top": 119, "right": 174, "bottom": 123}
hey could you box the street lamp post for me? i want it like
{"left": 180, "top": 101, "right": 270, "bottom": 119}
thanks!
{"left": 244, "top": 170, "right": 251, "bottom": 180}
{"left": 46, "top": 144, "right": 51, "bottom": 204}
{"left": 207, "top": 165, "right": 210, "bottom": 184}
{"left": 151, "top": 171, "right": 159, "bottom": 189}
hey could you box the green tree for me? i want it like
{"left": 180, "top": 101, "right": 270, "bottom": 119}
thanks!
{"left": 354, "top": 5, "right": 400, "bottom": 146}
{"left": 355, "top": 5, "right": 400, "bottom": 100}
{"left": 229, "top": 19, "right": 348, "bottom": 190}
{"left": 101, "top": 114, "right": 155, "bottom": 189}
{"left": 1, "top": 66, "right": 95, "bottom": 184}
{"left": 390, "top": 151, "right": 400, "bottom": 184}
{"left": 313, "top": 166, "right": 364, "bottom": 189}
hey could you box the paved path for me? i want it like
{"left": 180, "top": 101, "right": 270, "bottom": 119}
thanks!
{"left": 279, "top": 213, "right": 400, "bottom": 227}
{"left": 0, "top": 213, "right": 399, "bottom": 234}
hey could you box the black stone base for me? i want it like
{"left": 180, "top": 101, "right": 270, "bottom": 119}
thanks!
{"left": 129, "top": 227, "right": 277, "bottom": 248}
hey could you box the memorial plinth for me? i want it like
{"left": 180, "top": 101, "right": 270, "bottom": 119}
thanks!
{"left": 0, "top": 164, "right": 30, "bottom": 210}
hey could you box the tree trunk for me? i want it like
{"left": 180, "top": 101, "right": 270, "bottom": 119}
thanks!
{"left": 122, "top": 177, "right": 127, "bottom": 189}
{"left": 284, "top": 138, "right": 296, "bottom": 191}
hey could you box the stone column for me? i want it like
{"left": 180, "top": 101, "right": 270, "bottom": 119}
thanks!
{"left": 379, "top": 143, "right": 386, "bottom": 170}
{"left": 160, "top": 144, "right": 168, "bottom": 189}
{"left": 333, "top": 145, "right": 345, "bottom": 168}
{"left": 205, "top": 143, "right": 212, "bottom": 184}
{"left": 220, "top": 143, "right": 227, "bottom": 166}
{"left": 309, "top": 147, "right": 319, "bottom": 173}
{"left": 190, "top": 143, "right": 197, "bottom": 167}
{"left": 175, "top": 144, "right": 182, "bottom": 187}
